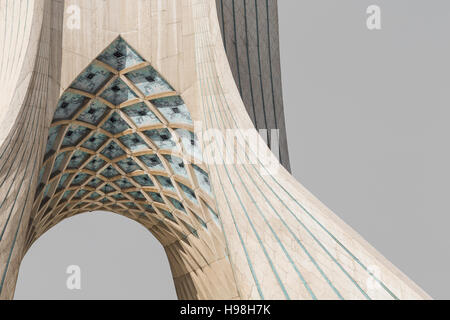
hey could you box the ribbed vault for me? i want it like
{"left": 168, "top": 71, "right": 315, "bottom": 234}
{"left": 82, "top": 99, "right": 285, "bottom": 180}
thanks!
{"left": 26, "top": 37, "right": 236, "bottom": 299}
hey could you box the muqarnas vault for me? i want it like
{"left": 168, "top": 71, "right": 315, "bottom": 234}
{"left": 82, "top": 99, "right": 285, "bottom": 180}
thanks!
{"left": 0, "top": 0, "right": 430, "bottom": 300}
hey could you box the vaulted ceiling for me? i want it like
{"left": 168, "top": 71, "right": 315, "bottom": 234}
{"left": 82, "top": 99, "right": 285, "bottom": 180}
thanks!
{"left": 31, "top": 37, "right": 220, "bottom": 247}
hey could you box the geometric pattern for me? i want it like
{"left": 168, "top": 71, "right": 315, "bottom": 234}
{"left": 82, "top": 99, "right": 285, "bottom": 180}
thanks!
{"left": 31, "top": 37, "right": 218, "bottom": 246}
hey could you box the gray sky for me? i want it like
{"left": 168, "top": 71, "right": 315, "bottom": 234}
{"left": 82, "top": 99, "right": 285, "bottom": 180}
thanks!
{"left": 280, "top": 0, "right": 450, "bottom": 299}
{"left": 15, "top": 0, "right": 450, "bottom": 299}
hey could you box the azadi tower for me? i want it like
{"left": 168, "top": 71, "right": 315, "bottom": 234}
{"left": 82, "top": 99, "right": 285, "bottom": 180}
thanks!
{"left": 0, "top": 0, "right": 430, "bottom": 300}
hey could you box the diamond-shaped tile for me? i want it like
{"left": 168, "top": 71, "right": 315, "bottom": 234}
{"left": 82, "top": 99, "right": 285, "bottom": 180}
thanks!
{"left": 143, "top": 204, "right": 156, "bottom": 213}
{"left": 101, "top": 112, "right": 130, "bottom": 135}
{"left": 70, "top": 64, "right": 112, "bottom": 94}
{"left": 155, "top": 175, "right": 175, "bottom": 192}
{"left": 163, "top": 155, "right": 188, "bottom": 178}
{"left": 45, "top": 126, "right": 61, "bottom": 156}
{"left": 117, "top": 158, "right": 141, "bottom": 173}
{"left": 125, "top": 66, "right": 173, "bottom": 96}
{"left": 118, "top": 133, "right": 149, "bottom": 152}
{"left": 192, "top": 164, "right": 212, "bottom": 195}
{"left": 97, "top": 37, "right": 144, "bottom": 71}
{"left": 77, "top": 100, "right": 109, "bottom": 125}
{"left": 74, "top": 190, "right": 88, "bottom": 199}
{"left": 67, "top": 150, "right": 90, "bottom": 170}
{"left": 62, "top": 125, "right": 90, "bottom": 148}
{"left": 82, "top": 132, "right": 108, "bottom": 151}
{"left": 111, "top": 193, "right": 126, "bottom": 200}
{"left": 101, "top": 165, "right": 120, "bottom": 178}
{"left": 100, "top": 184, "right": 115, "bottom": 194}
{"left": 178, "top": 182, "right": 198, "bottom": 205}
{"left": 122, "top": 103, "right": 161, "bottom": 127}
{"left": 137, "top": 154, "right": 164, "bottom": 171}
{"left": 125, "top": 202, "right": 138, "bottom": 209}
{"left": 100, "top": 78, "right": 137, "bottom": 105}
{"left": 51, "top": 152, "right": 67, "bottom": 175}
{"left": 87, "top": 177, "right": 103, "bottom": 188}
{"left": 168, "top": 197, "right": 186, "bottom": 213}
{"left": 54, "top": 92, "right": 87, "bottom": 121}
{"left": 143, "top": 129, "right": 177, "bottom": 150}
{"left": 61, "top": 190, "right": 73, "bottom": 201}
{"left": 56, "top": 173, "right": 70, "bottom": 192}
{"left": 71, "top": 173, "right": 89, "bottom": 186}
{"left": 132, "top": 174, "right": 154, "bottom": 187}
{"left": 114, "top": 178, "right": 134, "bottom": 189}
{"left": 85, "top": 157, "right": 106, "bottom": 172}
{"left": 195, "top": 213, "right": 208, "bottom": 230}
{"left": 148, "top": 192, "right": 164, "bottom": 203}
{"left": 151, "top": 96, "right": 192, "bottom": 125}
{"left": 100, "top": 197, "right": 112, "bottom": 204}
{"left": 101, "top": 141, "right": 126, "bottom": 160}
{"left": 160, "top": 209, "right": 176, "bottom": 222}
{"left": 128, "top": 191, "right": 145, "bottom": 200}
{"left": 175, "top": 128, "right": 202, "bottom": 161}
{"left": 89, "top": 192, "right": 101, "bottom": 200}
{"left": 182, "top": 221, "right": 199, "bottom": 238}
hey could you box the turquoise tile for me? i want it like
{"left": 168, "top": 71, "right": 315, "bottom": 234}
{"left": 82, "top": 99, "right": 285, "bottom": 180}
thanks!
{"left": 85, "top": 157, "right": 106, "bottom": 172}
{"left": 155, "top": 175, "right": 175, "bottom": 192}
{"left": 87, "top": 177, "right": 103, "bottom": 188}
{"left": 101, "top": 141, "right": 126, "bottom": 160}
{"left": 118, "top": 133, "right": 149, "bottom": 152}
{"left": 192, "top": 164, "right": 212, "bottom": 195}
{"left": 100, "top": 78, "right": 137, "bottom": 105}
{"left": 71, "top": 173, "right": 89, "bottom": 186}
{"left": 178, "top": 182, "right": 198, "bottom": 205}
{"left": 175, "top": 128, "right": 202, "bottom": 161}
{"left": 163, "top": 155, "right": 188, "bottom": 179}
{"left": 143, "top": 128, "right": 176, "bottom": 150}
{"left": 54, "top": 92, "right": 87, "bottom": 121}
{"left": 101, "top": 165, "right": 120, "bottom": 178}
{"left": 82, "top": 132, "right": 108, "bottom": 151}
{"left": 62, "top": 125, "right": 91, "bottom": 148}
{"left": 97, "top": 37, "right": 144, "bottom": 71}
{"left": 115, "top": 178, "right": 134, "bottom": 189}
{"left": 77, "top": 100, "right": 109, "bottom": 125}
{"left": 151, "top": 96, "right": 192, "bottom": 125}
{"left": 45, "top": 126, "right": 61, "bottom": 156}
{"left": 117, "top": 158, "right": 142, "bottom": 173}
{"left": 132, "top": 174, "right": 154, "bottom": 187}
{"left": 148, "top": 192, "right": 164, "bottom": 203}
{"left": 71, "top": 64, "right": 112, "bottom": 94}
{"left": 138, "top": 154, "right": 164, "bottom": 171}
{"left": 168, "top": 197, "right": 186, "bottom": 213}
{"left": 67, "top": 150, "right": 90, "bottom": 169}
{"left": 126, "top": 66, "right": 173, "bottom": 96}
{"left": 122, "top": 102, "right": 161, "bottom": 127}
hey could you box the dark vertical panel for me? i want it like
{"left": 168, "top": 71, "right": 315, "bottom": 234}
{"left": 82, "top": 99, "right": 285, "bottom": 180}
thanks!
{"left": 233, "top": 0, "right": 255, "bottom": 123}
{"left": 215, "top": 0, "right": 291, "bottom": 172}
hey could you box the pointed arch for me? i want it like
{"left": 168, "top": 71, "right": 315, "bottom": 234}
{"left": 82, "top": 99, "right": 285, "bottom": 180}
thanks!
{"left": 28, "top": 37, "right": 237, "bottom": 300}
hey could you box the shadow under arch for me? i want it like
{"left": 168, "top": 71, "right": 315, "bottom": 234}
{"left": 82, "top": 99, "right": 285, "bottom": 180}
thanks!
{"left": 15, "top": 211, "right": 177, "bottom": 300}
{"left": 26, "top": 36, "right": 237, "bottom": 300}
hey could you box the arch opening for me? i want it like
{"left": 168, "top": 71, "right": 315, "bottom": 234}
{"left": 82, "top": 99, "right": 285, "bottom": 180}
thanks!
{"left": 15, "top": 211, "right": 177, "bottom": 300}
